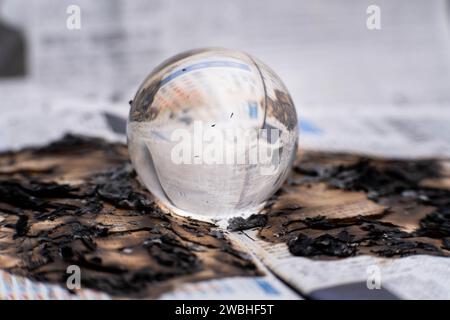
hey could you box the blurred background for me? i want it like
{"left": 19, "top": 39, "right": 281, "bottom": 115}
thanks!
{"left": 0, "top": 0, "right": 449, "bottom": 156}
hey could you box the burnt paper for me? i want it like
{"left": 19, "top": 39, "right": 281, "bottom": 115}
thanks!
{"left": 0, "top": 135, "right": 260, "bottom": 298}
{"left": 231, "top": 151, "right": 450, "bottom": 259}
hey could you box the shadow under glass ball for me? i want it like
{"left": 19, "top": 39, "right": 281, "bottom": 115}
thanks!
{"left": 127, "top": 48, "right": 298, "bottom": 219}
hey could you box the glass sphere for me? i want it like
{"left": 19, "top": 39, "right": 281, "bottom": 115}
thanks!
{"left": 127, "top": 48, "right": 298, "bottom": 219}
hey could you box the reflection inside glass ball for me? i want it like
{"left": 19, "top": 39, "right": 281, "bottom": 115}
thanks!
{"left": 127, "top": 48, "right": 298, "bottom": 219}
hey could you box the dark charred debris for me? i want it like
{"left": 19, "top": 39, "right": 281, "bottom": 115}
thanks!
{"left": 0, "top": 134, "right": 260, "bottom": 298}
{"left": 3, "top": 135, "right": 449, "bottom": 296}
{"left": 228, "top": 214, "right": 267, "bottom": 232}
{"left": 228, "top": 152, "right": 450, "bottom": 259}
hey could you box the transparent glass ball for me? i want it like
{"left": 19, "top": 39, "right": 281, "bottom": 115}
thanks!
{"left": 127, "top": 48, "right": 298, "bottom": 219}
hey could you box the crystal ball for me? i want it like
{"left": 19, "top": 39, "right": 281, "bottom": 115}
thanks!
{"left": 127, "top": 48, "right": 298, "bottom": 219}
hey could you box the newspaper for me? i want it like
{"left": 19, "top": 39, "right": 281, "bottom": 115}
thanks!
{"left": 1, "top": 82, "right": 450, "bottom": 299}
{"left": 0, "top": 81, "right": 127, "bottom": 152}
{"left": 300, "top": 104, "right": 450, "bottom": 159}
{"left": 2, "top": 102, "right": 449, "bottom": 300}
{"left": 234, "top": 105, "right": 450, "bottom": 300}
{"left": 0, "top": 270, "right": 110, "bottom": 300}
{"left": 160, "top": 235, "right": 299, "bottom": 300}
{"left": 4, "top": 0, "right": 450, "bottom": 107}
{"left": 234, "top": 230, "right": 450, "bottom": 299}
{"left": 1, "top": 0, "right": 450, "bottom": 300}
{"left": 0, "top": 231, "right": 298, "bottom": 300}
{"left": 160, "top": 277, "right": 297, "bottom": 300}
